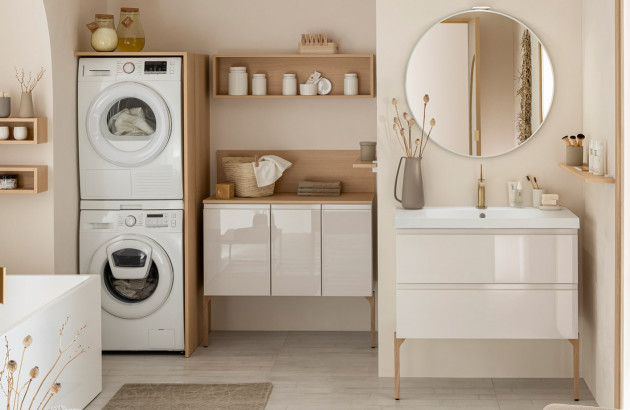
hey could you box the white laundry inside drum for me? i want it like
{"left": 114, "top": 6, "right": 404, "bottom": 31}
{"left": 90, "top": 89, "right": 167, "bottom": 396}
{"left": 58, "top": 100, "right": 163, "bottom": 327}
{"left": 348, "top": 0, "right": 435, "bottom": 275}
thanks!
{"left": 107, "top": 98, "right": 156, "bottom": 137}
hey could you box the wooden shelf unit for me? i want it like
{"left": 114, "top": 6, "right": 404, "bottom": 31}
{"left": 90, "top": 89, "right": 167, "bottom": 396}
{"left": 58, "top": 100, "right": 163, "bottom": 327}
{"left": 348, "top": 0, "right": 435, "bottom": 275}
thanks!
{"left": 203, "top": 192, "right": 374, "bottom": 205}
{"left": 212, "top": 54, "right": 375, "bottom": 98}
{"left": 0, "top": 166, "right": 48, "bottom": 193}
{"left": 0, "top": 118, "right": 47, "bottom": 144}
{"left": 353, "top": 158, "right": 377, "bottom": 169}
{"left": 558, "top": 163, "right": 615, "bottom": 184}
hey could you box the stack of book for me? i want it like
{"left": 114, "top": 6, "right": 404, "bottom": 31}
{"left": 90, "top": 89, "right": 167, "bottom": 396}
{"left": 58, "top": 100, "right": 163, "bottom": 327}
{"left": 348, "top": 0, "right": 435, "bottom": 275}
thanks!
{"left": 297, "top": 181, "right": 342, "bottom": 196}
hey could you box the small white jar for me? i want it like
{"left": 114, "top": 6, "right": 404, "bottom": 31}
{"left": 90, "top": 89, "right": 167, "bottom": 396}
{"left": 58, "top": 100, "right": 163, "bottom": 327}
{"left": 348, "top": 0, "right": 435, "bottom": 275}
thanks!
{"left": 252, "top": 74, "right": 267, "bottom": 96}
{"left": 344, "top": 73, "right": 359, "bottom": 96}
{"left": 282, "top": 73, "right": 297, "bottom": 96}
{"left": 228, "top": 67, "right": 248, "bottom": 96}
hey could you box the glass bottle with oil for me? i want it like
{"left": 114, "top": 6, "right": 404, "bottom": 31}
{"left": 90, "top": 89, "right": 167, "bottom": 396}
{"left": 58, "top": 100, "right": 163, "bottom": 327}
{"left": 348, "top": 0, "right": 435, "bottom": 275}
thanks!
{"left": 116, "top": 7, "right": 145, "bottom": 52}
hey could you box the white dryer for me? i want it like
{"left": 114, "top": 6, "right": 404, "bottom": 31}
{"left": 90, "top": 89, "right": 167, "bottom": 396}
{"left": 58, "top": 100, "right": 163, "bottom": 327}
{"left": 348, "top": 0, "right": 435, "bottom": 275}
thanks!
{"left": 79, "top": 201, "right": 184, "bottom": 351}
{"left": 78, "top": 57, "right": 182, "bottom": 200}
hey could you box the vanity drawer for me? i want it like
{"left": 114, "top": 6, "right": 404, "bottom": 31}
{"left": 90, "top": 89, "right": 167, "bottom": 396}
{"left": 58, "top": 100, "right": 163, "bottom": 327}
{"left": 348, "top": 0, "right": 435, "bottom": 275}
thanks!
{"left": 396, "top": 286, "right": 577, "bottom": 339}
{"left": 396, "top": 233, "right": 577, "bottom": 284}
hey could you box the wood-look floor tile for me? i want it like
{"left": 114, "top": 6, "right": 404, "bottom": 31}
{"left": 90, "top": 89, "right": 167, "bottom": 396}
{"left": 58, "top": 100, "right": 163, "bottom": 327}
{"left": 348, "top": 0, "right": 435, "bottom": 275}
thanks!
{"left": 86, "top": 332, "right": 598, "bottom": 410}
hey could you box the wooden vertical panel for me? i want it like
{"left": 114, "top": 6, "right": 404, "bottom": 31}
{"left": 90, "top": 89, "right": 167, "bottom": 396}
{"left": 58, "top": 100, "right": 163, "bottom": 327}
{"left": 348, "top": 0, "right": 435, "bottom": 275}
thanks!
{"left": 615, "top": 0, "right": 624, "bottom": 406}
{"left": 183, "top": 53, "right": 210, "bottom": 358}
{"left": 474, "top": 17, "right": 482, "bottom": 157}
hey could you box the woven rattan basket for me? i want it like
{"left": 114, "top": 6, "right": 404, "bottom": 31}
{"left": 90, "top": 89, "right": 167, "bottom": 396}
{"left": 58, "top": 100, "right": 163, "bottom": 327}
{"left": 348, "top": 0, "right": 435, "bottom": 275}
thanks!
{"left": 221, "top": 157, "right": 275, "bottom": 197}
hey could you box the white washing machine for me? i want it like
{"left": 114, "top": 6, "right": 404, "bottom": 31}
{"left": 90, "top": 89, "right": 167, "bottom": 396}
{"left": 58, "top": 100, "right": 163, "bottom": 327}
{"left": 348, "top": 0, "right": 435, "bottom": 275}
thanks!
{"left": 78, "top": 57, "right": 182, "bottom": 200}
{"left": 79, "top": 201, "right": 184, "bottom": 351}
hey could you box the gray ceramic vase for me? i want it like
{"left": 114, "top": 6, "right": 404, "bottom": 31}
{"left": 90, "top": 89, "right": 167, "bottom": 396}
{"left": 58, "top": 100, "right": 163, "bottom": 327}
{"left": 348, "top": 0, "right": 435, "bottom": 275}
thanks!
{"left": 19, "top": 92, "right": 34, "bottom": 118}
{"left": 394, "top": 157, "right": 425, "bottom": 209}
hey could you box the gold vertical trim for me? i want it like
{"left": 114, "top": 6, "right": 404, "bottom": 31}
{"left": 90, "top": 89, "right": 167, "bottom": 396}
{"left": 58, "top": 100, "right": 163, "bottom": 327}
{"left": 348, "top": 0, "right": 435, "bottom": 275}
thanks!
{"left": 615, "top": 0, "right": 624, "bottom": 407}
{"left": 0, "top": 267, "right": 5, "bottom": 304}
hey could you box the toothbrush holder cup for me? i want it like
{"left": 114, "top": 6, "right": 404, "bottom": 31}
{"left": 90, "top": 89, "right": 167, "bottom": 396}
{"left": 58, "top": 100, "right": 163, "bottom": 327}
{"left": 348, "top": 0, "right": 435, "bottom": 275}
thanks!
{"left": 532, "top": 188, "right": 545, "bottom": 208}
{"left": 565, "top": 146, "right": 583, "bottom": 166}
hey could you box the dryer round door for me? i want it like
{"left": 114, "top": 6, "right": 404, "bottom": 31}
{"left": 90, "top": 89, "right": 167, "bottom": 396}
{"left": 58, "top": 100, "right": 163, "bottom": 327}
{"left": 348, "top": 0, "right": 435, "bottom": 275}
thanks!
{"left": 89, "top": 234, "right": 174, "bottom": 319}
{"left": 86, "top": 82, "right": 172, "bottom": 167}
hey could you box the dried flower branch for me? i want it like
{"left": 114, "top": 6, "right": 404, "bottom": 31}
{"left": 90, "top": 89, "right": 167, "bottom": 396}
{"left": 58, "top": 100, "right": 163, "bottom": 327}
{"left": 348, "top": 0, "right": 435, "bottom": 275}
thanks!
{"left": 14, "top": 67, "right": 46, "bottom": 94}
{"left": 391, "top": 94, "right": 436, "bottom": 159}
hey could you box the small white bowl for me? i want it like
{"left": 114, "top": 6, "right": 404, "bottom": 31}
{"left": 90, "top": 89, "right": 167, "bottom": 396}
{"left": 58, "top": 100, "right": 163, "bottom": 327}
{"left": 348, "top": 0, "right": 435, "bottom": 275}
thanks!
{"left": 0, "top": 126, "right": 9, "bottom": 140}
{"left": 13, "top": 126, "right": 27, "bottom": 140}
{"left": 300, "top": 83, "right": 318, "bottom": 96}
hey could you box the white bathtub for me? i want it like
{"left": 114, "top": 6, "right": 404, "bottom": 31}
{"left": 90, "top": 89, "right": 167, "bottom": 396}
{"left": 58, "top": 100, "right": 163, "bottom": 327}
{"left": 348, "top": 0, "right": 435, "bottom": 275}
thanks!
{"left": 0, "top": 275, "right": 102, "bottom": 409}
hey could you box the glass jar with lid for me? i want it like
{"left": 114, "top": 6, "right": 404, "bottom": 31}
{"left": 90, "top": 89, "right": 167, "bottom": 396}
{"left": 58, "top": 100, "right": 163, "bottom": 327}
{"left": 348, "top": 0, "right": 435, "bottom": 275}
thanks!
{"left": 117, "top": 8, "right": 145, "bottom": 52}
{"left": 91, "top": 14, "right": 118, "bottom": 52}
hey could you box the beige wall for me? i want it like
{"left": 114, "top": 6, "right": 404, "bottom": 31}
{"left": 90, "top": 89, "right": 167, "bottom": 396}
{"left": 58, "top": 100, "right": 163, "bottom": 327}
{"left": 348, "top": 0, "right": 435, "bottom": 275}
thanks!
{"left": 377, "top": 0, "right": 586, "bottom": 379}
{"left": 99, "top": 0, "right": 377, "bottom": 330}
{"left": 0, "top": 0, "right": 55, "bottom": 275}
{"left": 580, "top": 0, "right": 616, "bottom": 407}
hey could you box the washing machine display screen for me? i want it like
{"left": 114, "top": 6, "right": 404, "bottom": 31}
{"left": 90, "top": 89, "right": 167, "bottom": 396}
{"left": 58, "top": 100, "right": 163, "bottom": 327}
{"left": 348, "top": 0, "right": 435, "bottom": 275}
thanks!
{"left": 144, "top": 61, "right": 167, "bottom": 73}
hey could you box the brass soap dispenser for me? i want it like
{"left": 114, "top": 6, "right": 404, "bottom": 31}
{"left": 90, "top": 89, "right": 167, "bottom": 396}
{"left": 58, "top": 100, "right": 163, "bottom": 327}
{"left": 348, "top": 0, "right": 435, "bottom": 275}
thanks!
{"left": 477, "top": 164, "right": 487, "bottom": 209}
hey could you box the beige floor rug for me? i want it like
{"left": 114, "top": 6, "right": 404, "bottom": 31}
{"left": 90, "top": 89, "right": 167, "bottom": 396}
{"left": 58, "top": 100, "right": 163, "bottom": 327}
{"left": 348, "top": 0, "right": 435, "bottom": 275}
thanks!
{"left": 103, "top": 383, "right": 273, "bottom": 410}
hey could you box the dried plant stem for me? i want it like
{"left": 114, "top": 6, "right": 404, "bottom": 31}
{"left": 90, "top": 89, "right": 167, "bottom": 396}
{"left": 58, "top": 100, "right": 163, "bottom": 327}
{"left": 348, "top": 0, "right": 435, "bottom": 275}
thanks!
{"left": 421, "top": 125, "right": 434, "bottom": 158}
{"left": 19, "top": 380, "right": 32, "bottom": 410}
{"left": 516, "top": 30, "right": 532, "bottom": 143}
{"left": 0, "top": 338, "right": 9, "bottom": 397}
{"left": 421, "top": 102, "right": 427, "bottom": 150}
{"left": 28, "top": 319, "right": 84, "bottom": 410}
{"left": 37, "top": 392, "right": 53, "bottom": 410}
{"left": 12, "top": 347, "right": 27, "bottom": 410}
{"left": 393, "top": 105, "right": 411, "bottom": 157}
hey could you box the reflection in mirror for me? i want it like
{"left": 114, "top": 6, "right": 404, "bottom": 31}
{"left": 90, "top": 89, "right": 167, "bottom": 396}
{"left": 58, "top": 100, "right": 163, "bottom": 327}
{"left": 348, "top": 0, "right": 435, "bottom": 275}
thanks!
{"left": 406, "top": 10, "right": 554, "bottom": 157}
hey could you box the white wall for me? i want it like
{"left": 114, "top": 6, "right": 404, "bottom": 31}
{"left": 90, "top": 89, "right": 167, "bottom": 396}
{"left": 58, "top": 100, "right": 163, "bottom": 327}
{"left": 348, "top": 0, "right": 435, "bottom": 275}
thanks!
{"left": 0, "top": 0, "right": 55, "bottom": 275}
{"left": 581, "top": 0, "right": 616, "bottom": 406}
{"left": 377, "top": 0, "right": 586, "bottom": 379}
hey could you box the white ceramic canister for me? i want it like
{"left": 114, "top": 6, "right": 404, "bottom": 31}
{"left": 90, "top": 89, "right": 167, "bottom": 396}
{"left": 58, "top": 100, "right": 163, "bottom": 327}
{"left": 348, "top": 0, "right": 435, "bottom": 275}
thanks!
{"left": 252, "top": 74, "right": 267, "bottom": 96}
{"left": 228, "top": 67, "right": 248, "bottom": 96}
{"left": 344, "top": 73, "right": 359, "bottom": 96}
{"left": 591, "top": 139, "right": 606, "bottom": 176}
{"left": 588, "top": 140, "right": 594, "bottom": 173}
{"left": 282, "top": 73, "right": 297, "bottom": 96}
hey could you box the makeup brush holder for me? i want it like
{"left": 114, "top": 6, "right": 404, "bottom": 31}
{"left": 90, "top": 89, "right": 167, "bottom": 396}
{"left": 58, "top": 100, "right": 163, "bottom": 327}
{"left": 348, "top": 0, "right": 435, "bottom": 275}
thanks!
{"left": 565, "top": 146, "right": 583, "bottom": 166}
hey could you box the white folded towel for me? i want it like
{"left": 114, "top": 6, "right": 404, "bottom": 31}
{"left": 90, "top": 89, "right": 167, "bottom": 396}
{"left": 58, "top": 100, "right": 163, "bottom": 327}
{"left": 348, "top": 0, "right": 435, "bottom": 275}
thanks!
{"left": 252, "top": 155, "right": 292, "bottom": 187}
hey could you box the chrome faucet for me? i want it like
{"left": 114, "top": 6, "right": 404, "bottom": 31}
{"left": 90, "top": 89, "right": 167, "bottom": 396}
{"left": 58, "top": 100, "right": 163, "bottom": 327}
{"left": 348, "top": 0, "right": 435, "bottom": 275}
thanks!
{"left": 477, "top": 164, "right": 487, "bottom": 209}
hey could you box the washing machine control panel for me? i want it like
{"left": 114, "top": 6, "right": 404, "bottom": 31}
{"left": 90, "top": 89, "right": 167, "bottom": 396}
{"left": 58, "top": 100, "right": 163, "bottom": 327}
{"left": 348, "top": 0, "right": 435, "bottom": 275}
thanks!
{"left": 105, "top": 210, "right": 182, "bottom": 231}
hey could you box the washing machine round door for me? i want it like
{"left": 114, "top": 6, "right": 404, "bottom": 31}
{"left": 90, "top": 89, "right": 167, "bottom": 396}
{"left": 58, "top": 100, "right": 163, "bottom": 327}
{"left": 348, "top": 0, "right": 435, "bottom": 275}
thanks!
{"left": 89, "top": 234, "right": 174, "bottom": 319}
{"left": 86, "top": 82, "right": 172, "bottom": 167}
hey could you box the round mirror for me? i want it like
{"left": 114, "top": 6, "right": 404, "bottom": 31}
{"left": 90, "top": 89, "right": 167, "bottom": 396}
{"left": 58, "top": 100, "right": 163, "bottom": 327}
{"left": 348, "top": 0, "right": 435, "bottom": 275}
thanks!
{"left": 406, "top": 9, "right": 554, "bottom": 157}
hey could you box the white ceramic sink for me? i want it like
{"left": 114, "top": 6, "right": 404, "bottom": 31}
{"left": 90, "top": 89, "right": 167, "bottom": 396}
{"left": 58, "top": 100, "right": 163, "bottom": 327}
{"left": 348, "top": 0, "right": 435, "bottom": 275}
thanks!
{"left": 395, "top": 206, "right": 580, "bottom": 229}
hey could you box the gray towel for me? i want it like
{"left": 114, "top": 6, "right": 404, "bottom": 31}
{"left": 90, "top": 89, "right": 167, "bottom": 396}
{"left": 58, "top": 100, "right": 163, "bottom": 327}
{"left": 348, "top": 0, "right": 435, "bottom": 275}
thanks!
{"left": 298, "top": 181, "right": 342, "bottom": 189}
{"left": 298, "top": 188, "right": 342, "bottom": 194}
{"left": 297, "top": 191, "right": 341, "bottom": 197}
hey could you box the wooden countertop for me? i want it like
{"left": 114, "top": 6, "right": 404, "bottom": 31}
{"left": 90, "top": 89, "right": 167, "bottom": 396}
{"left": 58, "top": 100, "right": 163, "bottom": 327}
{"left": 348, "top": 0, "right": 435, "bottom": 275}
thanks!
{"left": 203, "top": 192, "right": 374, "bottom": 204}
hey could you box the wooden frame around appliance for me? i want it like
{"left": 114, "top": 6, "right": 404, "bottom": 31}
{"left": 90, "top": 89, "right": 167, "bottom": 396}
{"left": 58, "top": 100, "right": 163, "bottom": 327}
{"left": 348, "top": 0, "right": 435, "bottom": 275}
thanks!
{"left": 75, "top": 51, "right": 211, "bottom": 358}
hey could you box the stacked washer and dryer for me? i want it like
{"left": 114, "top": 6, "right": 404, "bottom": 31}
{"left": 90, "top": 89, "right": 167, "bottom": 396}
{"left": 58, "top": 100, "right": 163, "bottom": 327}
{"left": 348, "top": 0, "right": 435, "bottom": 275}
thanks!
{"left": 78, "top": 57, "right": 185, "bottom": 351}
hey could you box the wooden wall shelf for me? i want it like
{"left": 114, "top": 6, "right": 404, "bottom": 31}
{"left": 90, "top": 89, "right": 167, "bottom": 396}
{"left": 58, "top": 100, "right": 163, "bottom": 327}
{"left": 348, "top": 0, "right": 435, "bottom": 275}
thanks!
{"left": 353, "top": 158, "right": 377, "bottom": 169}
{"left": 212, "top": 54, "right": 375, "bottom": 98}
{"left": 0, "top": 166, "right": 48, "bottom": 193}
{"left": 0, "top": 118, "right": 47, "bottom": 144}
{"left": 558, "top": 163, "right": 615, "bottom": 184}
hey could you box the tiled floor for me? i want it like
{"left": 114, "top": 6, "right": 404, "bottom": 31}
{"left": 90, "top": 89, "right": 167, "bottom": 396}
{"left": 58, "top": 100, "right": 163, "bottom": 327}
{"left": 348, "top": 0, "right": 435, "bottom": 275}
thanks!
{"left": 86, "top": 331, "right": 598, "bottom": 409}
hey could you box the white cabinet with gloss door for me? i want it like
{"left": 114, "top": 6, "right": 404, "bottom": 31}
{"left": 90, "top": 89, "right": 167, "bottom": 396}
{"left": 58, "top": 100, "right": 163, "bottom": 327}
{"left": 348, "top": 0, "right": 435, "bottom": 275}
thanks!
{"left": 322, "top": 204, "right": 372, "bottom": 297}
{"left": 204, "top": 204, "right": 271, "bottom": 296}
{"left": 271, "top": 204, "right": 321, "bottom": 296}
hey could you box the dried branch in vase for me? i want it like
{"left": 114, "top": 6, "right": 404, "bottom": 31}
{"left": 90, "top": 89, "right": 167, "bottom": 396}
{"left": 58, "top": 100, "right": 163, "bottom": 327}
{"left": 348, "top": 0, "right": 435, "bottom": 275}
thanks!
{"left": 391, "top": 95, "right": 436, "bottom": 159}
{"left": 14, "top": 67, "right": 46, "bottom": 93}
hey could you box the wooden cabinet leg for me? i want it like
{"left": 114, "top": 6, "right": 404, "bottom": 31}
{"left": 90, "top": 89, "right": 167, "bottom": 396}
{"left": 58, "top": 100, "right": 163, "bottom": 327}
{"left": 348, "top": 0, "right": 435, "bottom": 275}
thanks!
{"left": 365, "top": 291, "right": 376, "bottom": 348}
{"left": 203, "top": 296, "right": 211, "bottom": 347}
{"left": 394, "top": 332, "right": 405, "bottom": 400}
{"left": 569, "top": 336, "right": 580, "bottom": 401}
